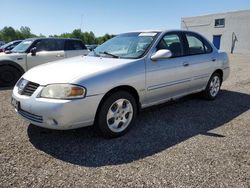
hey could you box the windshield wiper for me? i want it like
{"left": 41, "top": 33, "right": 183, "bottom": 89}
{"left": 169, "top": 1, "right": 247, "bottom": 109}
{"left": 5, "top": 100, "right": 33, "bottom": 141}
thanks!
{"left": 99, "top": 51, "right": 119, "bottom": 58}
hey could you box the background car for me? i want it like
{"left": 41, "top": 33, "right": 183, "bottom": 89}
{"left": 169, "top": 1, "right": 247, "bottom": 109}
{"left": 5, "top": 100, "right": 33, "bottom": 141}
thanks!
{"left": 11, "top": 30, "right": 230, "bottom": 138}
{"left": 0, "top": 40, "right": 22, "bottom": 53}
{"left": 0, "top": 38, "right": 89, "bottom": 87}
{"left": 0, "top": 41, "right": 5, "bottom": 47}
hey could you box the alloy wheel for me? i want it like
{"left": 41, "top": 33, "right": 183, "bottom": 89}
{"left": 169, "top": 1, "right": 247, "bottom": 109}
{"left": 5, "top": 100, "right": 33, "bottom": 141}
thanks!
{"left": 209, "top": 75, "right": 221, "bottom": 97}
{"left": 106, "top": 98, "right": 133, "bottom": 133}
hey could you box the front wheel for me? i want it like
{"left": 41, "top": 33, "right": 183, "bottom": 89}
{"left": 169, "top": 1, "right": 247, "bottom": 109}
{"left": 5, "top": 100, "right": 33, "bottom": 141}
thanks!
{"left": 202, "top": 73, "right": 222, "bottom": 100}
{"left": 95, "top": 91, "right": 137, "bottom": 138}
{"left": 0, "top": 65, "right": 21, "bottom": 87}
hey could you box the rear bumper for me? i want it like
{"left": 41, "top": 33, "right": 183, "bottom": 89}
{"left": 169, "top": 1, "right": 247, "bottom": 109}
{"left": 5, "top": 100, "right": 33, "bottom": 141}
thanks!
{"left": 12, "top": 86, "right": 104, "bottom": 130}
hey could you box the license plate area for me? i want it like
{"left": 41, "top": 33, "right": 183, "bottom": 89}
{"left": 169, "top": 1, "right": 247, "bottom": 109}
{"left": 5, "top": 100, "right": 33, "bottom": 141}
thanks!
{"left": 11, "top": 97, "right": 20, "bottom": 111}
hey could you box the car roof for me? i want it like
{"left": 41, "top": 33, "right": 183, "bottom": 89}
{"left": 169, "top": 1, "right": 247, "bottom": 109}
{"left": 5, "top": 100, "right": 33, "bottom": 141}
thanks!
{"left": 10, "top": 40, "right": 23, "bottom": 43}
{"left": 3, "top": 40, "right": 22, "bottom": 45}
{"left": 24, "top": 38, "right": 82, "bottom": 41}
{"left": 119, "top": 29, "right": 190, "bottom": 35}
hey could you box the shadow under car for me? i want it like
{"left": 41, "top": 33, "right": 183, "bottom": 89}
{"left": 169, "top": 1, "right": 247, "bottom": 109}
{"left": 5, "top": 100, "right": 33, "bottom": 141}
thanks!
{"left": 27, "top": 90, "right": 250, "bottom": 167}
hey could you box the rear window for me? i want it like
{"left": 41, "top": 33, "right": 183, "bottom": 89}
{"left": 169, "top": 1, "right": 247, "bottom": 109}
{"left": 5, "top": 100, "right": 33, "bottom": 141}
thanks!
{"left": 65, "top": 40, "right": 87, "bottom": 50}
{"left": 185, "top": 33, "right": 213, "bottom": 55}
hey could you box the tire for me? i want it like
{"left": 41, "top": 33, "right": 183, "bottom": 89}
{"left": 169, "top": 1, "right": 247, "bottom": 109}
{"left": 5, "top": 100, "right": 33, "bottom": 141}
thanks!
{"left": 95, "top": 91, "right": 137, "bottom": 138}
{"left": 0, "top": 65, "right": 21, "bottom": 87}
{"left": 202, "top": 72, "right": 222, "bottom": 100}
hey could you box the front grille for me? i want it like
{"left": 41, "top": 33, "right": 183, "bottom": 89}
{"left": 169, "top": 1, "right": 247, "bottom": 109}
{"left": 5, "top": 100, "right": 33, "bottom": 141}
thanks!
{"left": 18, "top": 108, "right": 43, "bottom": 123}
{"left": 20, "top": 81, "right": 39, "bottom": 96}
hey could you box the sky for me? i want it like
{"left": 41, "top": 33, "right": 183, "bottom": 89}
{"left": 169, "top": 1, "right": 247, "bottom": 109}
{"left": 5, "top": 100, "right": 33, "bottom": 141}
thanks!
{"left": 1, "top": 0, "right": 250, "bottom": 37}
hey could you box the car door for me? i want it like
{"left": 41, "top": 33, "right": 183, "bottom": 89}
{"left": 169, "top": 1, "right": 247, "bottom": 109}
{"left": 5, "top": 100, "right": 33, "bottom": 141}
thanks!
{"left": 64, "top": 40, "right": 89, "bottom": 58}
{"left": 145, "top": 32, "right": 194, "bottom": 105}
{"left": 183, "top": 32, "right": 216, "bottom": 91}
{"left": 27, "top": 39, "right": 65, "bottom": 69}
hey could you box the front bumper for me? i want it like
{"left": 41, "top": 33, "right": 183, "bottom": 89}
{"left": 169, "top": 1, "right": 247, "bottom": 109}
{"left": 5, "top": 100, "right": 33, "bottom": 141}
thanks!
{"left": 12, "top": 85, "right": 104, "bottom": 130}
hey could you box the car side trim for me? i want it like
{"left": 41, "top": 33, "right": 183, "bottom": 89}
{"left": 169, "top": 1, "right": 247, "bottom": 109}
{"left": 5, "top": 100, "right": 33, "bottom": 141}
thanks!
{"left": 148, "top": 78, "right": 191, "bottom": 91}
{"left": 147, "top": 73, "right": 210, "bottom": 91}
{"left": 192, "top": 73, "right": 210, "bottom": 80}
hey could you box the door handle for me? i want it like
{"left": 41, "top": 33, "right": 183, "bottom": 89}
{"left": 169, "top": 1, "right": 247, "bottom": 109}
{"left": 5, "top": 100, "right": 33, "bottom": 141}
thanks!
{"left": 183, "top": 62, "right": 189, "bottom": 67}
{"left": 56, "top": 54, "right": 64, "bottom": 57}
{"left": 211, "top": 58, "right": 216, "bottom": 62}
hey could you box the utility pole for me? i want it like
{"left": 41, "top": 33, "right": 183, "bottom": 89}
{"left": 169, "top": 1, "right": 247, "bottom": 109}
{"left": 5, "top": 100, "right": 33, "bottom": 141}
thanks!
{"left": 182, "top": 19, "right": 189, "bottom": 30}
{"left": 80, "top": 14, "right": 84, "bottom": 31}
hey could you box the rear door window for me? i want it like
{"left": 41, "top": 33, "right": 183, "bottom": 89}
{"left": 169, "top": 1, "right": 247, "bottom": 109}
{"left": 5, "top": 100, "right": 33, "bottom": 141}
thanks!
{"left": 185, "top": 33, "right": 213, "bottom": 55}
{"left": 186, "top": 33, "right": 205, "bottom": 55}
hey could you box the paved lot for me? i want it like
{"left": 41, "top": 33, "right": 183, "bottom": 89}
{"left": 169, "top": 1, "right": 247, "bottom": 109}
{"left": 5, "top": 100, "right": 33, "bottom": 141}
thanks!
{"left": 0, "top": 54, "right": 250, "bottom": 187}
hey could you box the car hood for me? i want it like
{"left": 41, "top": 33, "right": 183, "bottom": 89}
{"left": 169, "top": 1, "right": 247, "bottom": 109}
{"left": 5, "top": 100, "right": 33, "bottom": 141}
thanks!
{"left": 23, "top": 56, "right": 135, "bottom": 85}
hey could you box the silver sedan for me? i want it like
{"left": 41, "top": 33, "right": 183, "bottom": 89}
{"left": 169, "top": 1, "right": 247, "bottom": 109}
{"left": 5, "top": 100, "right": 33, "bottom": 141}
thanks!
{"left": 11, "top": 30, "right": 230, "bottom": 137}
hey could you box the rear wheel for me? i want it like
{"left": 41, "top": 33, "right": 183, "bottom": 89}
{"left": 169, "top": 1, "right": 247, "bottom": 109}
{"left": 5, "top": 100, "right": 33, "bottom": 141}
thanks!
{"left": 95, "top": 91, "right": 137, "bottom": 138}
{"left": 202, "top": 73, "right": 222, "bottom": 100}
{"left": 0, "top": 65, "right": 21, "bottom": 87}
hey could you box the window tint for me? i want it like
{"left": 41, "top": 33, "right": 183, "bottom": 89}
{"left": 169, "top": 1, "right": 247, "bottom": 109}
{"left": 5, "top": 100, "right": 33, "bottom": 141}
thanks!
{"left": 65, "top": 40, "right": 87, "bottom": 50}
{"left": 35, "top": 39, "right": 64, "bottom": 52}
{"left": 157, "top": 34, "right": 183, "bottom": 57}
{"left": 186, "top": 33, "right": 205, "bottom": 55}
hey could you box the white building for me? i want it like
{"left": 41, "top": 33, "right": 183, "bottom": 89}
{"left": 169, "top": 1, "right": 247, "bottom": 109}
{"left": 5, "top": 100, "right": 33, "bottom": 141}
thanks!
{"left": 181, "top": 10, "right": 250, "bottom": 53}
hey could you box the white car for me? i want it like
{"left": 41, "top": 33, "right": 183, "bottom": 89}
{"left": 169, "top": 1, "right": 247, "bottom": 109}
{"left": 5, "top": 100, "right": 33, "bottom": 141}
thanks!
{"left": 0, "top": 38, "right": 89, "bottom": 87}
{"left": 11, "top": 30, "right": 230, "bottom": 138}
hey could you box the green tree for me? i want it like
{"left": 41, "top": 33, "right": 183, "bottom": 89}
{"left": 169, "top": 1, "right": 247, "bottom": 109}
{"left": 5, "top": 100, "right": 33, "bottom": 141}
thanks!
{"left": 20, "top": 26, "right": 31, "bottom": 38}
{"left": 0, "top": 26, "right": 37, "bottom": 42}
{"left": 71, "top": 29, "right": 83, "bottom": 40}
{"left": 96, "top": 33, "right": 114, "bottom": 44}
{"left": 0, "top": 26, "right": 113, "bottom": 44}
{"left": 1, "top": 27, "right": 17, "bottom": 42}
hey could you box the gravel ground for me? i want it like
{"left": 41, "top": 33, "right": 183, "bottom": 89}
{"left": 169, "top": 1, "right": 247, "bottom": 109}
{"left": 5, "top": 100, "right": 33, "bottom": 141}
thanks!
{"left": 0, "top": 54, "right": 250, "bottom": 187}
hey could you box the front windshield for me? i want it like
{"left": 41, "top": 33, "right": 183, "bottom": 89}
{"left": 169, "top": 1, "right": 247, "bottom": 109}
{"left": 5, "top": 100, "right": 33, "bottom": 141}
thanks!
{"left": 11, "top": 40, "right": 34, "bottom": 53}
{"left": 89, "top": 32, "right": 159, "bottom": 59}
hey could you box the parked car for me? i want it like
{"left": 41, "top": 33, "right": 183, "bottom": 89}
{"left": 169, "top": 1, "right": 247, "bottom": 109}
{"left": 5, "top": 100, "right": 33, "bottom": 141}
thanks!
{"left": 0, "top": 41, "right": 5, "bottom": 47}
{"left": 86, "top": 44, "right": 98, "bottom": 51}
{"left": 0, "top": 40, "right": 22, "bottom": 53}
{"left": 11, "top": 30, "right": 230, "bottom": 137}
{"left": 0, "top": 38, "right": 89, "bottom": 86}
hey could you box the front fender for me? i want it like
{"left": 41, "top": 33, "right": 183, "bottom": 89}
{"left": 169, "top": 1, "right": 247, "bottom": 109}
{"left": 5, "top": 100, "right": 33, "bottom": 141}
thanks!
{"left": 0, "top": 53, "right": 27, "bottom": 72}
{"left": 74, "top": 59, "right": 146, "bottom": 100}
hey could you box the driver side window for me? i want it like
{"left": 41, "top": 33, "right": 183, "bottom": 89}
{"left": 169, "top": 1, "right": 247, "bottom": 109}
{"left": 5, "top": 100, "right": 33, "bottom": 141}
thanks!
{"left": 157, "top": 34, "right": 183, "bottom": 57}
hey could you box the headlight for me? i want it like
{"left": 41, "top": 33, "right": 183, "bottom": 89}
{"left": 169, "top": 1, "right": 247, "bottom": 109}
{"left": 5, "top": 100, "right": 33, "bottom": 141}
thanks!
{"left": 16, "top": 78, "right": 29, "bottom": 94}
{"left": 40, "top": 84, "right": 86, "bottom": 99}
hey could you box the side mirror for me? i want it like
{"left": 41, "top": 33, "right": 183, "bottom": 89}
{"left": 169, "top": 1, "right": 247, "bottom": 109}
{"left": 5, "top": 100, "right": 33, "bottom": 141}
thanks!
{"left": 30, "top": 47, "right": 37, "bottom": 56}
{"left": 151, "top": 49, "right": 172, "bottom": 61}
